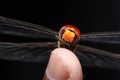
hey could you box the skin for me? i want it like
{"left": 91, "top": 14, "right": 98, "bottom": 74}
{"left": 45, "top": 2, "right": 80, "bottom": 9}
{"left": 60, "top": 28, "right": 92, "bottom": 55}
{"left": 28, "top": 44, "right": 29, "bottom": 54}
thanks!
{"left": 43, "top": 48, "right": 83, "bottom": 80}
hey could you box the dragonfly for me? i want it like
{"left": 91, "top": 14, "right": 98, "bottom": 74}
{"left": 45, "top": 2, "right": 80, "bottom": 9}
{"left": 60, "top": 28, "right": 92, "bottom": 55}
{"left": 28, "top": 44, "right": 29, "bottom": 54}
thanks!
{"left": 0, "top": 16, "right": 120, "bottom": 70}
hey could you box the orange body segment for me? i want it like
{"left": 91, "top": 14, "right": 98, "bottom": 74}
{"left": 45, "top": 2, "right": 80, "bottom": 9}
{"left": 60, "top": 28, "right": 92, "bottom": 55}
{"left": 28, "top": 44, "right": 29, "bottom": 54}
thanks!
{"left": 62, "top": 25, "right": 81, "bottom": 38}
{"left": 62, "top": 30, "right": 75, "bottom": 43}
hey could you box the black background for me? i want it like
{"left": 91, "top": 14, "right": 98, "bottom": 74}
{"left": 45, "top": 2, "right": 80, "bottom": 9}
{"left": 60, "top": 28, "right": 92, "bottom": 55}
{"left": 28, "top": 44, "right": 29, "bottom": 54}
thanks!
{"left": 1, "top": 0, "right": 120, "bottom": 80}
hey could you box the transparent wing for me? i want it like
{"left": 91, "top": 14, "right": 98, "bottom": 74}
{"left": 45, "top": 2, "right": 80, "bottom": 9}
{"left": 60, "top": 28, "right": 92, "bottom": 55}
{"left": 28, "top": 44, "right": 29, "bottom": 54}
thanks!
{"left": 0, "top": 42, "right": 57, "bottom": 63}
{"left": 0, "top": 16, "right": 59, "bottom": 63}
{"left": 76, "top": 45, "right": 120, "bottom": 69}
{"left": 0, "top": 16, "right": 58, "bottom": 40}
{"left": 0, "top": 16, "right": 120, "bottom": 70}
{"left": 81, "top": 32, "right": 120, "bottom": 44}
{"left": 1, "top": 42, "right": 119, "bottom": 69}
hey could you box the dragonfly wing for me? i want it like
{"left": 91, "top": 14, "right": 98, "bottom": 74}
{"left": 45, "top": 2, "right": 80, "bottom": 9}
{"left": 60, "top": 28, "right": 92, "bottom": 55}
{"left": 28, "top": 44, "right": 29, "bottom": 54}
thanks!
{"left": 75, "top": 45, "right": 120, "bottom": 69}
{"left": 0, "top": 42, "right": 57, "bottom": 63}
{"left": 81, "top": 32, "right": 120, "bottom": 44}
{"left": 0, "top": 16, "right": 58, "bottom": 40}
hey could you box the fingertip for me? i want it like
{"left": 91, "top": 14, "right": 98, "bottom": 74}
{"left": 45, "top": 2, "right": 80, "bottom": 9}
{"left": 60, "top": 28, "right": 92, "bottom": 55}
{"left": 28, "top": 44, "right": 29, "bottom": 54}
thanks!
{"left": 43, "top": 48, "right": 83, "bottom": 80}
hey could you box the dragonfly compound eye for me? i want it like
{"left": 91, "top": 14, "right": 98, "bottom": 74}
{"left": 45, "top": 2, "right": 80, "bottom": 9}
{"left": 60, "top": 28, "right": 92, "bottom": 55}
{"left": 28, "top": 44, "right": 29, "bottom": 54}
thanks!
{"left": 59, "top": 24, "right": 81, "bottom": 44}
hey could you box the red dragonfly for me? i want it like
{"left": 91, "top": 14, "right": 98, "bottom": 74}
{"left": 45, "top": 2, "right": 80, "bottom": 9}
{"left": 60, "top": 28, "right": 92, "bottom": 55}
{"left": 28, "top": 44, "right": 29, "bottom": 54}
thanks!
{"left": 0, "top": 16, "right": 120, "bottom": 70}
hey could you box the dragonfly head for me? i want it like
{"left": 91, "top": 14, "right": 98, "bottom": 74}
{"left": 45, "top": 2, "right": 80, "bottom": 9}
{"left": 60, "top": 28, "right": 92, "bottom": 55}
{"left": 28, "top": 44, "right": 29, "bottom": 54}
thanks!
{"left": 56, "top": 24, "right": 81, "bottom": 51}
